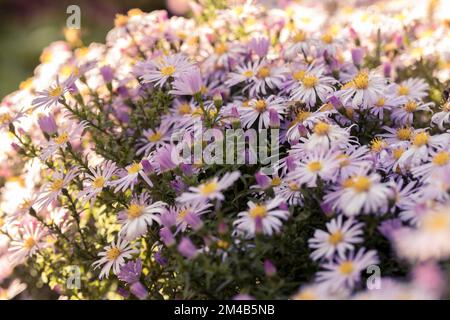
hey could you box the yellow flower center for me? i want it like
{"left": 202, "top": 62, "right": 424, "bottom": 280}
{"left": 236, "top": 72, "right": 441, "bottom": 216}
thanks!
{"left": 54, "top": 132, "right": 69, "bottom": 145}
{"left": 398, "top": 85, "right": 409, "bottom": 96}
{"left": 328, "top": 231, "right": 343, "bottom": 245}
{"left": 404, "top": 101, "right": 417, "bottom": 113}
{"left": 271, "top": 176, "right": 282, "bottom": 186}
{"left": 313, "top": 121, "right": 330, "bottom": 135}
{"left": 302, "top": 74, "right": 318, "bottom": 88}
{"left": 293, "top": 31, "right": 306, "bottom": 42}
{"left": 217, "top": 239, "right": 229, "bottom": 249}
{"left": 50, "top": 179, "right": 64, "bottom": 192}
{"left": 257, "top": 66, "right": 271, "bottom": 78}
{"left": 352, "top": 71, "right": 369, "bottom": 89}
{"left": 199, "top": 181, "right": 218, "bottom": 195}
{"left": 337, "top": 154, "right": 350, "bottom": 167}
{"left": 412, "top": 132, "right": 429, "bottom": 147}
{"left": 106, "top": 247, "right": 121, "bottom": 261}
{"left": 254, "top": 100, "right": 267, "bottom": 112}
{"left": 353, "top": 176, "right": 371, "bottom": 192}
{"left": 422, "top": 211, "right": 450, "bottom": 231}
{"left": 339, "top": 261, "right": 354, "bottom": 275}
{"left": 178, "top": 209, "right": 188, "bottom": 219}
{"left": 375, "top": 97, "right": 385, "bottom": 107}
{"left": 243, "top": 70, "right": 254, "bottom": 78}
{"left": 392, "top": 147, "right": 405, "bottom": 160}
{"left": 293, "top": 70, "right": 306, "bottom": 81}
{"left": 296, "top": 111, "right": 311, "bottom": 122}
{"left": 127, "top": 203, "right": 144, "bottom": 219}
{"left": 294, "top": 290, "right": 317, "bottom": 300}
{"left": 288, "top": 181, "right": 300, "bottom": 191}
{"left": 24, "top": 237, "right": 36, "bottom": 250}
{"left": 92, "top": 176, "right": 105, "bottom": 189}
{"left": 249, "top": 205, "right": 267, "bottom": 218}
{"left": 0, "top": 113, "right": 12, "bottom": 124}
{"left": 307, "top": 161, "right": 322, "bottom": 172}
{"left": 148, "top": 131, "right": 162, "bottom": 142}
{"left": 49, "top": 86, "right": 63, "bottom": 98}
{"left": 396, "top": 128, "right": 412, "bottom": 141}
{"left": 127, "top": 162, "right": 142, "bottom": 174}
{"left": 370, "top": 138, "right": 386, "bottom": 152}
{"left": 432, "top": 151, "right": 449, "bottom": 166}
{"left": 321, "top": 33, "right": 333, "bottom": 44}
{"left": 179, "top": 103, "right": 191, "bottom": 115}
{"left": 215, "top": 43, "right": 228, "bottom": 55}
{"left": 160, "top": 65, "right": 176, "bottom": 77}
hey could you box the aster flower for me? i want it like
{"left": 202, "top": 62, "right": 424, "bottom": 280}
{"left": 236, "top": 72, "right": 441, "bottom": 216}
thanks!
{"left": 238, "top": 95, "right": 286, "bottom": 129}
{"left": 389, "top": 78, "right": 429, "bottom": 101}
{"left": 136, "top": 122, "right": 172, "bottom": 156}
{"left": 274, "top": 180, "right": 304, "bottom": 206}
{"left": 247, "top": 60, "right": 286, "bottom": 96}
{"left": 140, "top": 54, "right": 194, "bottom": 87}
{"left": 234, "top": 197, "right": 289, "bottom": 238}
{"left": 0, "top": 108, "right": 25, "bottom": 132}
{"left": 177, "top": 171, "right": 240, "bottom": 203}
{"left": 316, "top": 248, "right": 379, "bottom": 290}
{"left": 284, "top": 30, "right": 311, "bottom": 59}
{"left": 431, "top": 102, "right": 450, "bottom": 130}
{"left": 325, "top": 171, "right": 392, "bottom": 217}
{"left": 78, "top": 160, "right": 118, "bottom": 206}
{"left": 110, "top": 161, "right": 153, "bottom": 192}
{"left": 309, "top": 216, "right": 364, "bottom": 261}
{"left": 93, "top": 237, "right": 139, "bottom": 279}
{"left": 335, "top": 70, "right": 385, "bottom": 109}
{"left": 40, "top": 120, "right": 87, "bottom": 161}
{"left": 8, "top": 222, "right": 47, "bottom": 265}
{"left": 391, "top": 100, "right": 433, "bottom": 125}
{"left": 32, "top": 75, "right": 75, "bottom": 109}
{"left": 35, "top": 167, "right": 79, "bottom": 210}
{"left": 394, "top": 204, "right": 450, "bottom": 262}
{"left": 412, "top": 149, "right": 450, "bottom": 180}
{"left": 290, "top": 65, "right": 337, "bottom": 107}
{"left": 170, "top": 67, "right": 204, "bottom": 96}
{"left": 225, "top": 61, "right": 258, "bottom": 89}
{"left": 118, "top": 193, "right": 166, "bottom": 240}
{"left": 288, "top": 149, "right": 339, "bottom": 187}
{"left": 167, "top": 201, "right": 212, "bottom": 233}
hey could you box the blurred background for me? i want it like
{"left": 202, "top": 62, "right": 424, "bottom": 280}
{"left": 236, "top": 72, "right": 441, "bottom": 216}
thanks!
{"left": 0, "top": 0, "right": 195, "bottom": 98}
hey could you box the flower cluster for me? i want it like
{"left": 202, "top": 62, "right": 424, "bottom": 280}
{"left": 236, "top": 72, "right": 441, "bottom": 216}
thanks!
{"left": 0, "top": 0, "right": 449, "bottom": 299}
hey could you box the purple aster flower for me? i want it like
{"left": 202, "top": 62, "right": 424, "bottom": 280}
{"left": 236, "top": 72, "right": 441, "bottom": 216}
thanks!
{"left": 37, "top": 114, "right": 57, "bottom": 135}
{"left": 170, "top": 68, "right": 203, "bottom": 96}
{"left": 160, "top": 227, "right": 176, "bottom": 246}
{"left": 117, "top": 259, "right": 142, "bottom": 284}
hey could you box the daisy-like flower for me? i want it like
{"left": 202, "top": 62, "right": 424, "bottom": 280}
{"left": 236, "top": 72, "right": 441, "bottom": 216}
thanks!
{"left": 378, "top": 126, "right": 415, "bottom": 145}
{"left": 225, "top": 61, "right": 258, "bottom": 89}
{"left": 290, "top": 65, "right": 337, "bottom": 107}
{"left": 289, "top": 149, "right": 339, "bottom": 187}
{"left": 40, "top": 120, "right": 87, "bottom": 161}
{"left": 274, "top": 180, "right": 304, "bottom": 206}
{"left": 309, "top": 216, "right": 364, "bottom": 261}
{"left": 32, "top": 75, "right": 75, "bottom": 109}
{"left": 238, "top": 95, "right": 286, "bottom": 129}
{"left": 136, "top": 122, "right": 172, "bottom": 156}
{"left": 177, "top": 171, "right": 240, "bottom": 203}
{"left": 110, "top": 161, "right": 153, "bottom": 192}
{"left": 431, "top": 101, "right": 450, "bottom": 130}
{"left": 170, "top": 67, "right": 204, "bottom": 96}
{"left": 92, "top": 237, "right": 139, "bottom": 279}
{"left": 302, "top": 121, "right": 353, "bottom": 151}
{"left": 325, "top": 171, "right": 392, "bottom": 217}
{"left": 284, "top": 30, "right": 311, "bottom": 59}
{"left": 141, "top": 53, "right": 194, "bottom": 87}
{"left": 390, "top": 78, "right": 429, "bottom": 101}
{"left": 391, "top": 100, "right": 433, "bottom": 125}
{"left": 412, "top": 149, "right": 450, "bottom": 180}
{"left": 285, "top": 109, "right": 331, "bottom": 143}
{"left": 78, "top": 160, "right": 117, "bottom": 206}
{"left": 368, "top": 95, "right": 404, "bottom": 120}
{"left": 247, "top": 61, "right": 286, "bottom": 96}
{"left": 394, "top": 204, "right": 450, "bottom": 262}
{"left": 335, "top": 70, "right": 385, "bottom": 109}
{"left": 118, "top": 193, "right": 166, "bottom": 240}
{"left": 397, "top": 130, "right": 450, "bottom": 168}
{"left": 315, "top": 32, "right": 344, "bottom": 56}
{"left": 316, "top": 248, "right": 379, "bottom": 290}
{"left": 234, "top": 197, "right": 289, "bottom": 238}
{"left": 8, "top": 222, "right": 47, "bottom": 265}
{"left": 170, "top": 201, "right": 212, "bottom": 232}
{"left": 35, "top": 167, "right": 79, "bottom": 210}
{"left": 0, "top": 108, "right": 25, "bottom": 131}
{"left": 335, "top": 146, "right": 373, "bottom": 180}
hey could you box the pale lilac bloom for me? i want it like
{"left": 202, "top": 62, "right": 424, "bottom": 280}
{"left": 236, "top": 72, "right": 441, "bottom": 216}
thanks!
{"left": 141, "top": 54, "right": 194, "bottom": 87}
{"left": 170, "top": 67, "right": 203, "bottom": 96}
